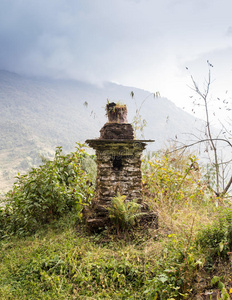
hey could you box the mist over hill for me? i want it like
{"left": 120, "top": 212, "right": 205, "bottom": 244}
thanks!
{"left": 0, "top": 70, "right": 204, "bottom": 192}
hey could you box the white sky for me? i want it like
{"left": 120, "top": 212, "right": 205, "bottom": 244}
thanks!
{"left": 0, "top": 0, "right": 232, "bottom": 122}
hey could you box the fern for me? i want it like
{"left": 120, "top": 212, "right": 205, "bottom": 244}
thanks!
{"left": 108, "top": 193, "right": 142, "bottom": 232}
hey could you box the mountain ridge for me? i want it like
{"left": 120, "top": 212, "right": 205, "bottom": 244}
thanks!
{"left": 0, "top": 70, "right": 204, "bottom": 192}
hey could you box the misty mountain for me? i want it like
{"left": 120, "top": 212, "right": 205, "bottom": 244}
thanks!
{"left": 0, "top": 70, "right": 204, "bottom": 192}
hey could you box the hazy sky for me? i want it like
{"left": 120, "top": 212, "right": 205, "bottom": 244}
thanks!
{"left": 0, "top": 0, "right": 232, "bottom": 119}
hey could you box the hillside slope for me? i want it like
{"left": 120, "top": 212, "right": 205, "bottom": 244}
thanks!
{"left": 0, "top": 70, "right": 204, "bottom": 192}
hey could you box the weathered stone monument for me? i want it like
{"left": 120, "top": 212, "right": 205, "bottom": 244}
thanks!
{"left": 85, "top": 102, "right": 158, "bottom": 230}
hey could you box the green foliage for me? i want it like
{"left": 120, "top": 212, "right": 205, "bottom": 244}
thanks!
{"left": 144, "top": 270, "right": 185, "bottom": 299}
{"left": 143, "top": 232, "right": 202, "bottom": 299}
{"left": 80, "top": 153, "right": 97, "bottom": 185}
{"left": 196, "top": 208, "right": 232, "bottom": 258}
{"left": 0, "top": 143, "right": 95, "bottom": 237}
{"left": 211, "top": 276, "right": 230, "bottom": 299}
{"left": 0, "top": 217, "right": 207, "bottom": 300}
{"left": 0, "top": 226, "right": 146, "bottom": 299}
{"left": 108, "top": 193, "right": 142, "bottom": 232}
{"left": 0, "top": 146, "right": 230, "bottom": 299}
{"left": 143, "top": 149, "right": 209, "bottom": 209}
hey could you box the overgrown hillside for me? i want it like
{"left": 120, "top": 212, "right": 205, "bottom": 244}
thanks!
{"left": 0, "top": 70, "right": 205, "bottom": 193}
{"left": 0, "top": 145, "right": 232, "bottom": 299}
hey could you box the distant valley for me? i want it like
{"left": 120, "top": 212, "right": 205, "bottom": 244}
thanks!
{"left": 0, "top": 70, "right": 205, "bottom": 193}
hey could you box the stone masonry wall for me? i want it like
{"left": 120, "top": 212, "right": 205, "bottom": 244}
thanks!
{"left": 95, "top": 143, "right": 144, "bottom": 204}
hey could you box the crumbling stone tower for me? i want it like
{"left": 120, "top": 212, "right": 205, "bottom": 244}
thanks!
{"left": 86, "top": 102, "right": 154, "bottom": 207}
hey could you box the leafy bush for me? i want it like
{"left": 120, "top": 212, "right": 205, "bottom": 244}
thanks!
{"left": 143, "top": 149, "right": 209, "bottom": 209}
{"left": 0, "top": 143, "right": 95, "bottom": 237}
{"left": 196, "top": 208, "right": 232, "bottom": 258}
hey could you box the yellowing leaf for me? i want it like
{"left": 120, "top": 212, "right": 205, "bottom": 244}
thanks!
{"left": 219, "top": 241, "right": 224, "bottom": 252}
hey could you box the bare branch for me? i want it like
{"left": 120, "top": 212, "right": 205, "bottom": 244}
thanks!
{"left": 220, "top": 175, "right": 232, "bottom": 197}
{"left": 168, "top": 138, "right": 232, "bottom": 154}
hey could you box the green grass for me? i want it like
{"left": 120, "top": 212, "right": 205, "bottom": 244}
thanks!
{"left": 0, "top": 219, "right": 149, "bottom": 299}
{"left": 1, "top": 205, "right": 231, "bottom": 300}
{"left": 1, "top": 147, "right": 232, "bottom": 299}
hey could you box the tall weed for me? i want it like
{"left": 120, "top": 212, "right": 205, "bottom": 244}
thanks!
{"left": 143, "top": 150, "right": 208, "bottom": 210}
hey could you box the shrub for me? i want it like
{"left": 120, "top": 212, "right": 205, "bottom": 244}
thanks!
{"left": 196, "top": 208, "right": 232, "bottom": 258}
{"left": 142, "top": 149, "right": 210, "bottom": 209}
{"left": 1, "top": 143, "right": 95, "bottom": 237}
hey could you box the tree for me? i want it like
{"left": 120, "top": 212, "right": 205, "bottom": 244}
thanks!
{"left": 175, "top": 62, "right": 232, "bottom": 198}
